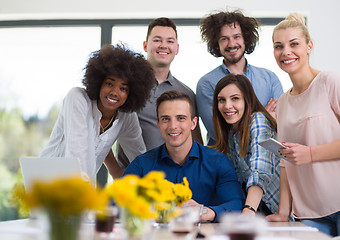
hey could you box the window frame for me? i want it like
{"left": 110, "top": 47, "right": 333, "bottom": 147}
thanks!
{"left": 0, "top": 18, "right": 283, "bottom": 46}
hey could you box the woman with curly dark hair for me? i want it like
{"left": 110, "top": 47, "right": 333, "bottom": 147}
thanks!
{"left": 40, "top": 44, "right": 154, "bottom": 183}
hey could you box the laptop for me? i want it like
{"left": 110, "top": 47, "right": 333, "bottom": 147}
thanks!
{"left": 19, "top": 157, "right": 82, "bottom": 191}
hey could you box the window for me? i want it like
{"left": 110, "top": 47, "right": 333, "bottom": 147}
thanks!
{"left": 0, "top": 18, "right": 287, "bottom": 220}
{"left": 0, "top": 26, "right": 101, "bottom": 118}
{"left": 0, "top": 25, "right": 100, "bottom": 220}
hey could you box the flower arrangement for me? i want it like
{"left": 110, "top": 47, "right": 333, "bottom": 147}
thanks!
{"left": 108, "top": 171, "right": 192, "bottom": 219}
{"left": 152, "top": 174, "right": 193, "bottom": 224}
{"left": 107, "top": 171, "right": 192, "bottom": 235}
{"left": 12, "top": 176, "right": 107, "bottom": 240}
{"left": 12, "top": 176, "right": 107, "bottom": 215}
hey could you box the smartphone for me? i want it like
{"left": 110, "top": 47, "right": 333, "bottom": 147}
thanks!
{"left": 258, "top": 138, "right": 289, "bottom": 159}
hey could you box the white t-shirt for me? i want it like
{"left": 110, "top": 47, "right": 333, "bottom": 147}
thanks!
{"left": 40, "top": 87, "right": 146, "bottom": 183}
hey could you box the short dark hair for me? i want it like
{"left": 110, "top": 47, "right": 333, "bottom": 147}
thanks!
{"left": 146, "top": 17, "right": 178, "bottom": 41}
{"left": 156, "top": 91, "right": 195, "bottom": 120}
{"left": 200, "top": 10, "right": 259, "bottom": 57}
{"left": 82, "top": 44, "right": 155, "bottom": 112}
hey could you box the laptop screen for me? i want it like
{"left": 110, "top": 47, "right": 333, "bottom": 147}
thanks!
{"left": 19, "top": 157, "right": 82, "bottom": 191}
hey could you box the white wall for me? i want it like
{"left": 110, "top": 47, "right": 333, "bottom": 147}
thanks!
{"left": 1, "top": 0, "right": 339, "bottom": 73}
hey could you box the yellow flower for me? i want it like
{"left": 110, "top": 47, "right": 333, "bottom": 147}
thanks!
{"left": 144, "top": 171, "right": 165, "bottom": 181}
{"left": 145, "top": 189, "right": 162, "bottom": 202}
{"left": 156, "top": 179, "right": 176, "bottom": 202}
{"left": 129, "top": 196, "right": 156, "bottom": 219}
{"left": 94, "top": 187, "right": 111, "bottom": 211}
{"left": 173, "top": 177, "right": 192, "bottom": 206}
{"left": 109, "top": 179, "right": 138, "bottom": 207}
{"left": 121, "top": 174, "right": 140, "bottom": 186}
{"left": 11, "top": 183, "right": 30, "bottom": 216}
{"left": 12, "top": 177, "right": 106, "bottom": 216}
{"left": 154, "top": 202, "right": 171, "bottom": 211}
{"left": 107, "top": 172, "right": 193, "bottom": 221}
{"left": 138, "top": 178, "right": 156, "bottom": 190}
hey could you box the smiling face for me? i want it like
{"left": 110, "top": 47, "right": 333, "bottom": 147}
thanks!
{"left": 143, "top": 26, "right": 179, "bottom": 68}
{"left": 157, "top": 100, "right": 197, "bottom": 151}
{"left": 217, "top": 83, "right": 245, "bottom": 128}
{"left": 273, "top": 27, "right": 313, "bottom": 75}
{"left": 97, "top": 75, "right": 129, "bottom": 115}
{"left": 218, "top": 23, "right": 246, "bottom": 65}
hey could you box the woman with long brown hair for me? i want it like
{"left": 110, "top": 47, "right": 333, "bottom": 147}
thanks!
{"left": 213, "top": 74, "right": 280, "bottom": 215}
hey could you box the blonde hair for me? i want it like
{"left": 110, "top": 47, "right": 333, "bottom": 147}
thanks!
{"left": 272, "top": 13, "right": 311, "bottom": 43}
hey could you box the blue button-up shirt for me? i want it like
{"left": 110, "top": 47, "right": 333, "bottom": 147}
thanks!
{"left": 196, "top": 61, "right": 283, "bottom": 145}
{"left": 123, "top": 140, "right": 245, "bottom": 222}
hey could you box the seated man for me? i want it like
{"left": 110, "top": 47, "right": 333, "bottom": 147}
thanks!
{"left": 123, "top": 90, "right": 245, "bottom": 222}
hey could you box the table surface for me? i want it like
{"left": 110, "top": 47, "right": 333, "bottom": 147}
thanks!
{"left": 0, "top": 218, "right": 333, "bottom": 240}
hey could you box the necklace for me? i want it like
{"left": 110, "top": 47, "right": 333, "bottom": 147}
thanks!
{"left": 100, "top": 113, "right": 116, "bottom": 132}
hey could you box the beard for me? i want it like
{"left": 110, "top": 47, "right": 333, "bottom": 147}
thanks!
{"left": 222, "top": 48, "right": 245, "bottom": 64}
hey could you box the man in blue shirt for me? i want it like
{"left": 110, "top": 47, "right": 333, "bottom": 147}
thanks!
{"left": 123, "top": 90, "right": 245, "bottom": 222}
{"left": 197, "top": 10, "right": 283, "bottom": 145}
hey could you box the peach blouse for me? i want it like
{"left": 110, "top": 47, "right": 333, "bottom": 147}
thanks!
{"left": 276, "top": 71, "right": 340, "bottom": 219}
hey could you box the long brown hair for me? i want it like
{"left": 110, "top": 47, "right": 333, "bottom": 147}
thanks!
{"left": 213, "top": 74, "right": 277, "bottom": 157}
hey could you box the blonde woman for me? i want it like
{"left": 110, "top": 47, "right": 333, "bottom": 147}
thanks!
{"left": 267, "top": 13, "right": 340, "bottom": 236}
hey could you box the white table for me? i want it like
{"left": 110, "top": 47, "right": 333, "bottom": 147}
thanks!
{"left": 200, "top": 221, "right": 333, "bottom": 240}
{"left": 0, "top": 218, "right": 333, "bottom": 240}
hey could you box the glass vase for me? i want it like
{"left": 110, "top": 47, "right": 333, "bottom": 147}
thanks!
{"left": 120, "top": 207, "right": 148, "bottom": 238}
{"left": 47, "top": 210, "right": 82, "bottom": 240}
{"left": 155, "top": 209, "right": 172, "bottom": 228}
{"left": 155, "top": 201, "right": 175, "bottom": 227}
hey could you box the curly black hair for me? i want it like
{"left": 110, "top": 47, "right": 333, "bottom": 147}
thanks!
{"left": 200, "top": 10, "right": 259, "bottom": 57}
{"left": 82, "top": 44, "right": 155, "bottom": 113}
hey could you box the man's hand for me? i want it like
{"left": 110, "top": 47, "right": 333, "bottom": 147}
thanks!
{"left": 265, "top": 98, "right": 278, "bottom": 118}
{"left": 184, "top": 199, "right": 216, "bottom": 222}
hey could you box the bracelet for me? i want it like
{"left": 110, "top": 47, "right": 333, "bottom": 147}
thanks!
{"left": 310, "top": 146, "right": 313, "bottom": 162}
{"left": 243, "top": 205, "right": 256, "bottom": 213}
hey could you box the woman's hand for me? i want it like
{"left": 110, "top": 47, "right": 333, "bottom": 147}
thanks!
{"left": 104, "top": 149, "right": 124, "bottom": 178}
{"left": 242, "top": 207, "right": 256, "bottom": 215}
{"left": 279, "top": 142, "right": 312, "bottom": 165}
{"left": 266, "top": 212, "right": 290, "bottom": 222}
